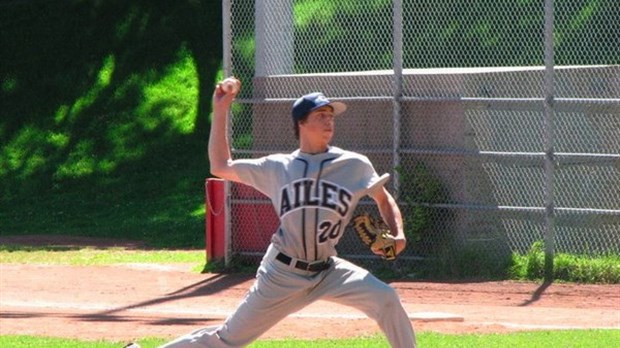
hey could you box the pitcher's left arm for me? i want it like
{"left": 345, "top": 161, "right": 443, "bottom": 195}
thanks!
{"left": 370, "top": 187, "right": 407, "bottom": 256}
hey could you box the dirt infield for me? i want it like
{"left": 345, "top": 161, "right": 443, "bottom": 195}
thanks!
{"left": 1, "top": 236, "right": 619, "bottom": 343}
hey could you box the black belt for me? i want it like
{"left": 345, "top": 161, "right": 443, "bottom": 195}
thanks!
{"left": 276, "top": 252, "right": 331, "bottom": 272}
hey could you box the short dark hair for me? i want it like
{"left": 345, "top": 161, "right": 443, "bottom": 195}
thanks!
{"left": 292, "top": 113, "right": 308, "bottom": 140}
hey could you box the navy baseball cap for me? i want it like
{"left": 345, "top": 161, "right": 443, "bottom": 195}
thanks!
{"left": 292, "top": 92, "right": 347, "bottom": 121}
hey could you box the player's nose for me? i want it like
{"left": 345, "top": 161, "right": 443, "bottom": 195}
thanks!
{"left": 323, "top": 115, "right": 335, "bottom": 125}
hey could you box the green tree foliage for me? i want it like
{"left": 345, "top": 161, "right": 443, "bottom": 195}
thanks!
{"left": 292, "top": 0, "right": 619, "bottom": 70}
{"left": 0, "top": 1, "right": 222, "bottom": 247}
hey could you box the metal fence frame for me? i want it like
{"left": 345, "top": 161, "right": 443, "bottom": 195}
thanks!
{"left": 221, "top": 0, "right": 620, "bottom": 275}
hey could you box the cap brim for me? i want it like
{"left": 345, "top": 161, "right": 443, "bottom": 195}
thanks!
{"left": 328, "top": 101, "right": 347, "bottom": 116}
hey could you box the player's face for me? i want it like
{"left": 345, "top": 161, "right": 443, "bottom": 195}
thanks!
{"left": 301, "top": 106, "right": 335, "bottom": 144}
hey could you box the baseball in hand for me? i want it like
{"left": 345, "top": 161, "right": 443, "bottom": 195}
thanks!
{"left": 221, "top": 77, "right": 240, "bottom": 94}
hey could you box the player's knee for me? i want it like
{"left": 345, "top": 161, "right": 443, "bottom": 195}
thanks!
{"left": 363, "top": 285, "right": 404, "bottom": 323}
{"left": 377, "top": 284, "right": 401, "bottom": 308}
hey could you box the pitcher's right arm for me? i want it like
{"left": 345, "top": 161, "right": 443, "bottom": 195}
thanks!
{"left": 208, "top": 77, "right": 242, "bottom": 182}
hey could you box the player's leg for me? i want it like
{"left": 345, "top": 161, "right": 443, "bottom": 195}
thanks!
{"left": 313, "top": 257, "right": 416, "bottom": 348}
{"left": 161, "top": 275, "right": 305, "bottom": 347}
{"left": 160, "top": 247, "right": 313, "bottom": 347}
{"left": 213, "top": 270, "right": 312, "bottom": 346}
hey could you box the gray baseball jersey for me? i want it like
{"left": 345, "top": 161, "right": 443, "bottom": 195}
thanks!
{"left": 234, "top": 146, "right": 389, "bottom": 262}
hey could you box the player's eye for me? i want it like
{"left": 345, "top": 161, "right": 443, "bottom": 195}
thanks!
{"left": 321, "top": 113, "right": 334, "bottom": 121}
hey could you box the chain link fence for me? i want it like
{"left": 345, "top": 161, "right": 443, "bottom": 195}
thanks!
{"left": 220, "top": 0, "right": 619, "bottom": 271}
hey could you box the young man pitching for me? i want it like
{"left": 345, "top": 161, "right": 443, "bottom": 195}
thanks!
{"left": 155, "top": 77, "right": 416, "bottom": 348}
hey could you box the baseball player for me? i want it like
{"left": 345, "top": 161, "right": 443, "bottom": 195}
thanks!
{"left": 160, "top": 78, "right": 416, "bottom": 347}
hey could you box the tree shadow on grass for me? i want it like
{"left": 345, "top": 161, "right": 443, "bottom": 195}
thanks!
{"left": 1, "top": 1, "right": 222, "bottom": 248}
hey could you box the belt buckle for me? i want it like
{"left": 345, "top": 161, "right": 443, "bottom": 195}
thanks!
{"left": 294, "top": 260, "right": 310, "bottom": 271}
{"left": 297, "top": 260, "right": 328, "bottom": 272}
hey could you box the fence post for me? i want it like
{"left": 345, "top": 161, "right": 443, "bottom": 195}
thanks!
{"left": 543, "top": 0, "right": 556, "bottom": 281}
{"left": 255, "top": 0, "right": 294, "bottom": 76}
{"left": 222, "top": 0, "right": 232, "bottom": 77}
{"left": 392, "top": 0, "right": 403, "bottom": 196}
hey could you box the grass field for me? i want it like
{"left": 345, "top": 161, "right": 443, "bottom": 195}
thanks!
{"left": 0, "top": 245, "right": 205, "bottom": 266}
{"left": 2, "top": 330, "right": 620, "bottom": 348}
